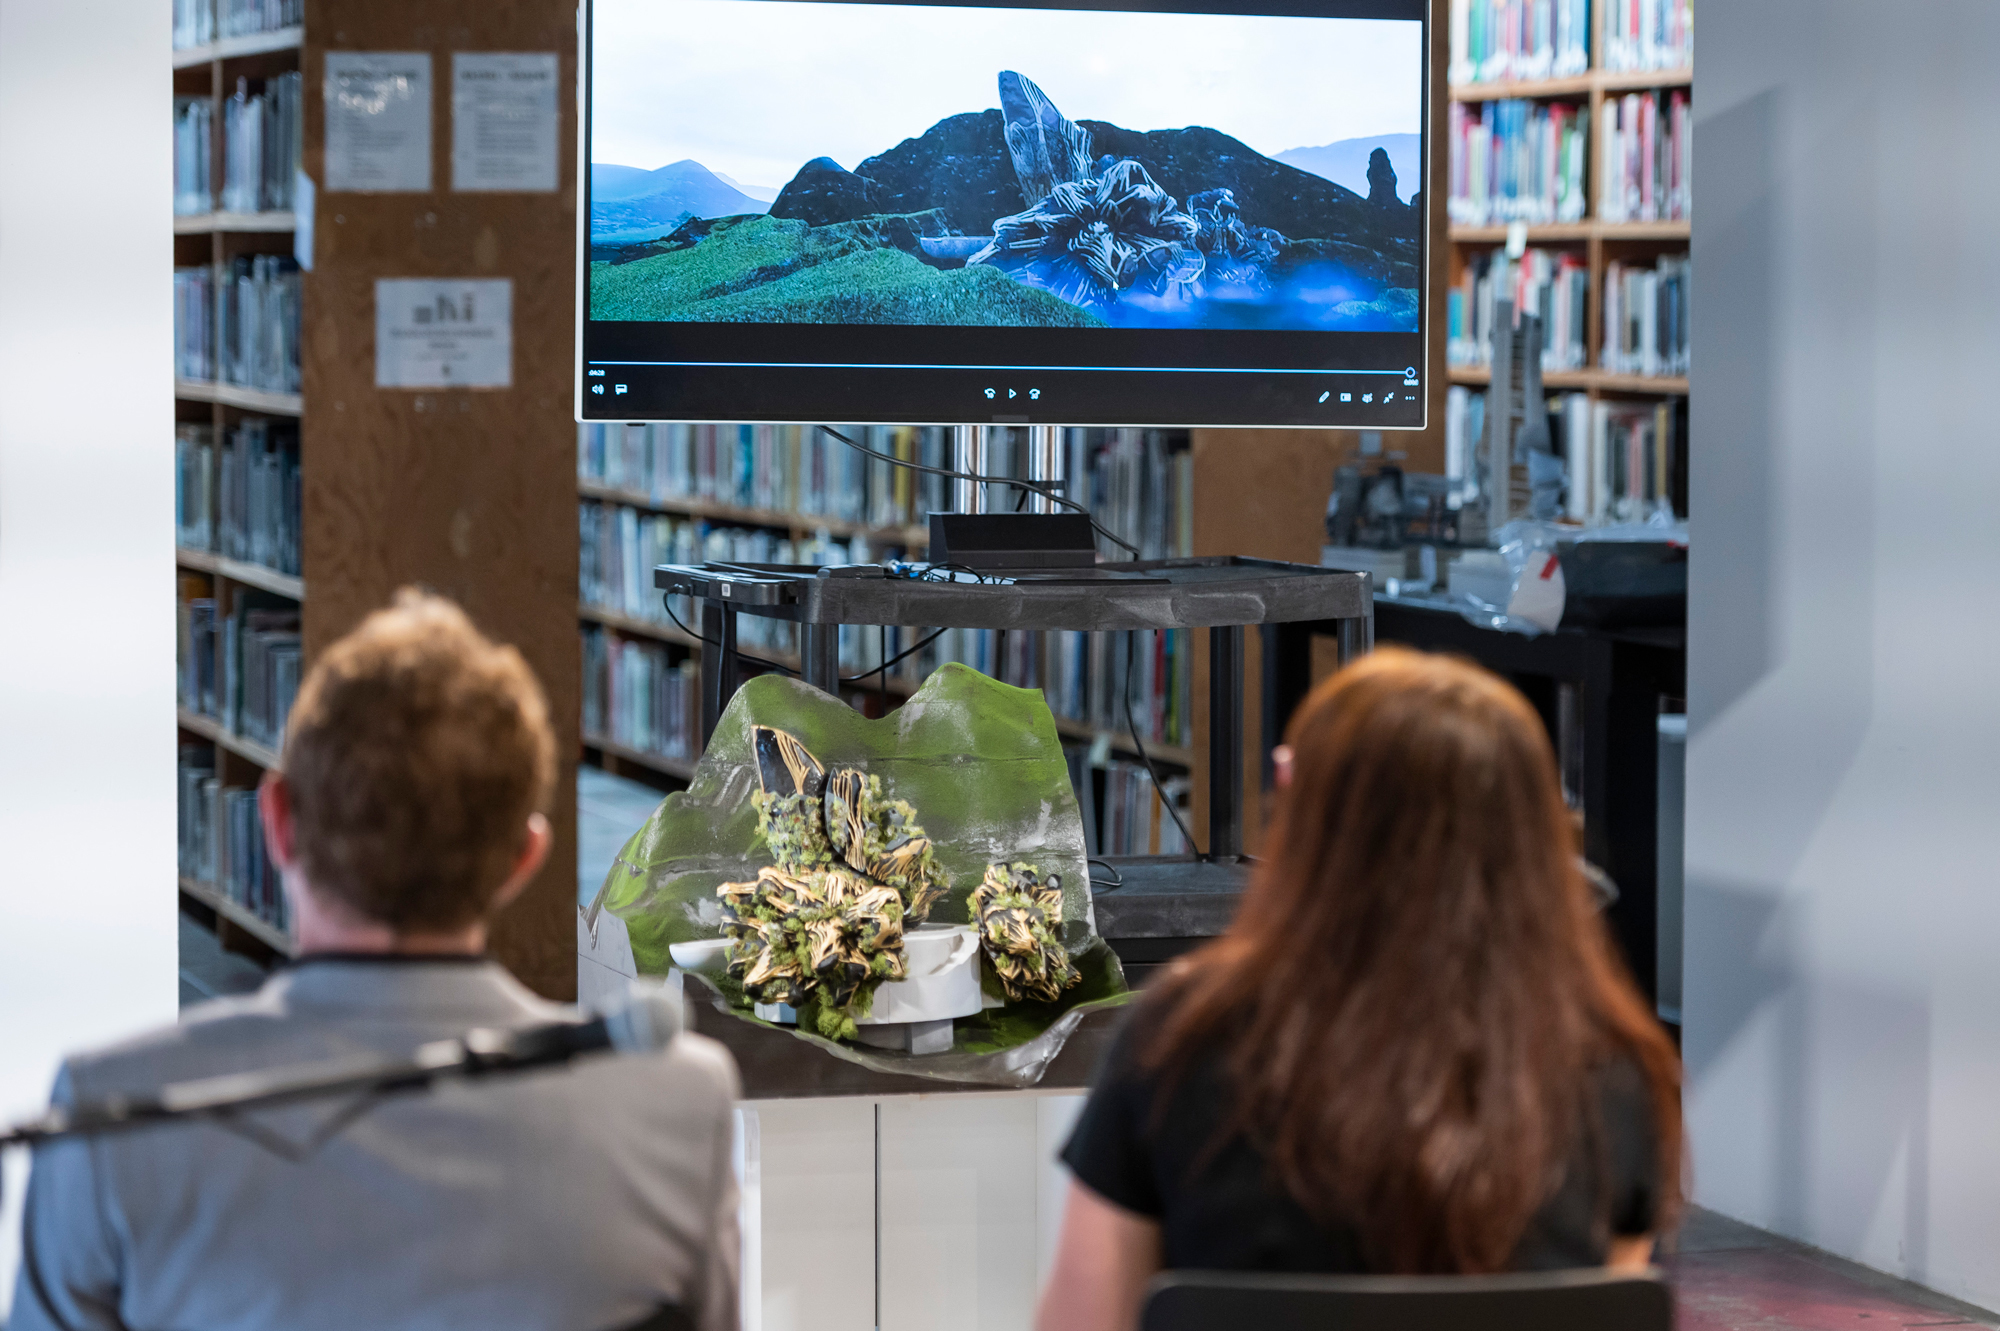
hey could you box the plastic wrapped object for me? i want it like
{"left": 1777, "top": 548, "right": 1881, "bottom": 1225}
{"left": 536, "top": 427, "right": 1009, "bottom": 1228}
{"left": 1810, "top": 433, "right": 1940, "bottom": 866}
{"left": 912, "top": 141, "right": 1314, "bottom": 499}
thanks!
{"left": 583, "top": 663, "right": 1131, "bottom": 1087}
{"left": 1450, "top": 519, "right": 1568, "bottom": 635}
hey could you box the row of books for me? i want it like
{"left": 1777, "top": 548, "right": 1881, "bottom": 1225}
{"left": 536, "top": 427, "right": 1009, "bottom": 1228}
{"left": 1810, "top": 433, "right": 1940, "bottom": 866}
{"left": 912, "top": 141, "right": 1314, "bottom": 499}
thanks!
{"left": 174, "top": 266, "right": 217, "bottom": 381}
{"left": 1602, "top": 254, "right": 1689, "bottom": 378}
{"left": 579, "top": 499, "right": 1193, "bottom": 748}
{"left": 173, "top": 0, "right": 303, "bottom": 48}
{"left": 1603, "top": 0, "right": 1692, "bottom": 73}
{"left": 576, "top": 424, "right": 1195, "bottom": 562}
{"left": 1444, "top": 387, "right": 1584, "bottom": 517}
{"left": 176, "top": 576, "right": 302, "bottom": 745}
{"left": 1084, "top": 430, "right": 1193, "bottom": 563}
{"left": 1067, "top": 750, "right": 1193, "bottom": 857}
{"left": 1583, "top": 397, "right": 1687, "bottom": 523}
{"left": 578, "top": 422, "right": 946, "bottom": 532}
{"left": 579, "top": 478, "right": 1191, "bottom": 745}
{"left": 1444, "top": 386, "right": 1686, "bottom": 523}
{"left": 1446, "top": 101, "right": 1589, "bottom": 229}
{"left": 172, "top": 98, "right": 213, "bottom": 216}
{"left": 579, "top": 502, "right": 880, "bottom": 664}
{"left": 221, "top": 254, "right": 302, "bottom": 394}
{"left": 1446, "top": 247, "right": 1689, "bottom": 380}
{"left": 178, "top": 748, "right": 288, "bottom": 933}
{"left": 175, "top": 419, "right": 302, "bottom": 577}
{"left": 178, "top": 583, "right": 221, "bottom": 719}
{"left": 579, "top": 618, "right": 954, "bottom": 768}
{"left": 583, "top": 607, "right": 1197, "bottom": 847}
{"left": 1447, "top": 0, "right": 1593, "bottom": 88}
{"left": 1447, "top": 248, "right": 1590, "bottom": 371}
{"left": 1598, "top": 90, "right": 1691, "bottom": 224}
{"left": 219, "top": 73, "right": 303, "bottom": 214}
{"left": 582, "top": 626, "right": 698, "bottom": 763}
{"left": 231, "top": 605, "right": 303, "bottom": 750}
{"left": 177, "top": 256, "right": 302, "bottom": 394}
{"left": 934, "top": 626, "right": 1191, "bottom": 750}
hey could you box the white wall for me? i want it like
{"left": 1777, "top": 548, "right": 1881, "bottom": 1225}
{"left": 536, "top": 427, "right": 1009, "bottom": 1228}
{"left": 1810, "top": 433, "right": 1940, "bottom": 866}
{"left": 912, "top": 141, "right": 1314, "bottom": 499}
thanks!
{"left": 0, "top": 0, "right": 180, "bottom": 1307}
{"left": 1686, "top": 1, "right": 2000, "bottom": 1309}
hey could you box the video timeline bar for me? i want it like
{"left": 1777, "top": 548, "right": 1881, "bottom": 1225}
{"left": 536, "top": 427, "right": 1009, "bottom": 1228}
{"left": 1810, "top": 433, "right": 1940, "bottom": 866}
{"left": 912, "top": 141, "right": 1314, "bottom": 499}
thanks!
{"left": 581, "top": 363, "right": 1425, "bottom": 429}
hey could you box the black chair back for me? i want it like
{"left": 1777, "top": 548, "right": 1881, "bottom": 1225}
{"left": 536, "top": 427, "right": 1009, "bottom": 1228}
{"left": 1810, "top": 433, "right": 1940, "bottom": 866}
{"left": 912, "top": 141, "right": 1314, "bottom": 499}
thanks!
{"left": 1142, "top": 1267, "right": 1672, "bottom": 1331}
{"left": 608, "top": 1304, "right": 692, "bottom": 1331}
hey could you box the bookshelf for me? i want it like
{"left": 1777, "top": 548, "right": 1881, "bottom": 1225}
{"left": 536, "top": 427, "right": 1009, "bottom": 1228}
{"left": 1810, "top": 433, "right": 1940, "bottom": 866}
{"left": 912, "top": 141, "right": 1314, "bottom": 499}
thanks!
{"left": 171, "top": 24, "right": 304, "bottom": 70}
{"left": 174, "top": 545, "right": 305, "bottom": 600}
{"left": 180, "top": 876, "right": 294, "bottom": 957}
{"left": 576, "top": 478, "right": 932, "bottom": 552}
{"left": 1446, "top": 65, "right": 1690, "bottom": 104}
{"left": 173, "top": 211, "right": 298, "bottom": 235}
{"left": 173, "top": 381, "right": 303, "bottom": 415}
{"left": 574, "top": 425, "right": 1201, "bottom": 854}
{"left": 178, "top": 706, "right": 285, "bottom": 771}
{"left": 582, "top": 734, "right": 697, "bottom": 785}
{"left": 173, "top": 15, "right": 305, "bottom": 961}
{"left": 1184, "top": 8, "right": 1694, "bottom": 850}
{"left": 1444, "top": 4, "right": 1695, "bottom": 412}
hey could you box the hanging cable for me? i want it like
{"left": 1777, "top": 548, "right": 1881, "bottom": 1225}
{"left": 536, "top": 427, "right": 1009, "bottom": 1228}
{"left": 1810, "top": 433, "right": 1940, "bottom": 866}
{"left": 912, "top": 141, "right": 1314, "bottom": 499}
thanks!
{"left": 816, "top": 425, "right": 1141, "bottom": 559}
{"left": 661, "top": 598, "right": 799, "bottom": 677}
{"left": 837, "top": 626, "right": 948, "bottom": 685}
{"left": 1123, "top": 628, "right": 1198, "bottom": 856}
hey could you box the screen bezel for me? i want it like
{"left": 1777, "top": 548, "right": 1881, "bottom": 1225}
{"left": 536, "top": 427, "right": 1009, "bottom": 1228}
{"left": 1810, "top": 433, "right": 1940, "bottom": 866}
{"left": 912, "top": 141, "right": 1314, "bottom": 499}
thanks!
{"left": 574, "top": 0, "right": 1432, "bottom": 429}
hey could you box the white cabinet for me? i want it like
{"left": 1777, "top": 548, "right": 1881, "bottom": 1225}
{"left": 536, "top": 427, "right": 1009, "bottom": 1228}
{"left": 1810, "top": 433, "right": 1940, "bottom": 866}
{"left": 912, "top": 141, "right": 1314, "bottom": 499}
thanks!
{"left": 739, "top": 1093, "right": 1087, "bottom": 1331}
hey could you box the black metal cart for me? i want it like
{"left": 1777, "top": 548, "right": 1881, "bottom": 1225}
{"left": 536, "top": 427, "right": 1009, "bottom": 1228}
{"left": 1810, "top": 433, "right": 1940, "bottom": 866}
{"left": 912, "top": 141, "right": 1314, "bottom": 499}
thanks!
{"left": 655, "top": 555, "right": 1373, "bottom": 956}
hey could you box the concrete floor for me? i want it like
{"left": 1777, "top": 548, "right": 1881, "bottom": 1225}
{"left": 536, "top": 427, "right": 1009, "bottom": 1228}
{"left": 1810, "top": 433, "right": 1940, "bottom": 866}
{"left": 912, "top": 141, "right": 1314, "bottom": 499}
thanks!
{"left": 1668, "top": 1208, "right": 1996, "bottom": 1330}
{"left": 177, "top": 901, "right": 271, "bottom": 1006}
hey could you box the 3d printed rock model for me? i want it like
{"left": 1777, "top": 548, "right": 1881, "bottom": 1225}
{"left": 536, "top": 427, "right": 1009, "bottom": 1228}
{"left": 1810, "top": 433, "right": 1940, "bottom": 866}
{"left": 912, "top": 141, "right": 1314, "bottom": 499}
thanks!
{"left": 591, "top": 665, "right": 1128, "bottom": 1086}
{"left": 591, "top": 68, "right": 1419, "bottom": 331}
{"left": 721, "top": 727, "right": 1081, "bottom": 1040}
{"left": 718, "top": 726, "right": 950, "bottom": 1040}
{"left": 972, "top": 862, "right": 1081, "bottom": 1003}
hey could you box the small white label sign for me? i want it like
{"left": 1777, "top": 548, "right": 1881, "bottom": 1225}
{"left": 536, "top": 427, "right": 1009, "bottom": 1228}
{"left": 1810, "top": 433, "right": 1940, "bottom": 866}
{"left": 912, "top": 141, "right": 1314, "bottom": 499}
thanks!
{"left": 452, "top": 52, "right": 560, "bottom": 192}
{"left": 375, "top": 278, "right": 512, "bottom": 389}
{"left": 324, "top": 51, "right": 433, "bottom": 193}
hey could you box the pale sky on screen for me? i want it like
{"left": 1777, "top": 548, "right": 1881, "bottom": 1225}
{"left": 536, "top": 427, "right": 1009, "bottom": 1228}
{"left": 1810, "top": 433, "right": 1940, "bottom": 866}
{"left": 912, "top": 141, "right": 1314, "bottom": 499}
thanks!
{"left": 590, "top": 0, "right": 1422, "bottom": 190}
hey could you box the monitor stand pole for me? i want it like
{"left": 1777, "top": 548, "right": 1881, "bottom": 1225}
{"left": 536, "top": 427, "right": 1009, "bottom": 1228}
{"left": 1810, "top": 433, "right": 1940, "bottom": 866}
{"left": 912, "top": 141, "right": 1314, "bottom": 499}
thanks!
{"left": 1026, "top": 426, "right": 1060, "bottom": 512}
{"left": 951, "top": 425, "right": 988, "bottom": 513}
{"left": 950, "top": 424, "right": 1063, "bottom": 515}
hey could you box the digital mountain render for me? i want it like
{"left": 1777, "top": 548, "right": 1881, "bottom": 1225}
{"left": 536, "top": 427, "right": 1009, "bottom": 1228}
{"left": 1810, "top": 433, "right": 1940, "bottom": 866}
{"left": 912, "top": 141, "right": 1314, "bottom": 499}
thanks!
{"left": 589, "top": 73, "right": 1419, "bottom": 331}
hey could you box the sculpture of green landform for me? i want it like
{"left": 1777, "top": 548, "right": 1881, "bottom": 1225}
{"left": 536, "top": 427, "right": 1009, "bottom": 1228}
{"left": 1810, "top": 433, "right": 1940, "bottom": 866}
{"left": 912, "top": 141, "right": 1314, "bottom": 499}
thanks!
{"left": 590, "top": 663, "right": 1131, "bottom": 1085}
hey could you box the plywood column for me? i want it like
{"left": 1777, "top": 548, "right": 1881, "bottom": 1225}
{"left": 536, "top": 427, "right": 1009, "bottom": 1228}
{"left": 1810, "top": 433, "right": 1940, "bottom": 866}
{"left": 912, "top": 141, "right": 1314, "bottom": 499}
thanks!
{"left": 300, "top": 2, "right": 580, "bottom": 996}
{"left": 1189, "top": 11, "right": 1451, "bottom": 850}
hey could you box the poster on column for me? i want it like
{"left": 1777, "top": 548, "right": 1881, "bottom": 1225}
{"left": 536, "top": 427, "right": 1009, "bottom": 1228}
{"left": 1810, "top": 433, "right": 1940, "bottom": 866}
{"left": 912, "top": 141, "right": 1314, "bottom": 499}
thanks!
{"left": 324, "top": 52, "right": 433, "bottom": 192}
{"left": 375, "top": 279, "right": 513, "bottom": 389}
{"left": 452, "top": 52, "right": 560, "bottom": 191}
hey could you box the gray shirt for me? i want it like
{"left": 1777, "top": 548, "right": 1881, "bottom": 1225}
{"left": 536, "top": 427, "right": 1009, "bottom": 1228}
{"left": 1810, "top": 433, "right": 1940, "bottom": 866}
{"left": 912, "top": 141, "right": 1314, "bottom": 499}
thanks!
{"left": 10, "top": 957, "right": 740, "bottom": 1331}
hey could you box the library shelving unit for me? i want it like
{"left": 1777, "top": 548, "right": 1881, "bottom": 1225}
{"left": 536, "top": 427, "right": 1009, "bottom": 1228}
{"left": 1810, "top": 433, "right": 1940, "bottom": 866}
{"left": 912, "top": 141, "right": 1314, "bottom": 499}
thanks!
{"left": 574, "top": 439, "right": 1200, "bottom": 850}
{"left": 172, "top": 21, "right": 304, "bottom": 963}
{"left": 574, "top": 476, "right": 933, "bottom": 787}
{"left": 1444, "top": 25, "right": 1692, "bottom": 407}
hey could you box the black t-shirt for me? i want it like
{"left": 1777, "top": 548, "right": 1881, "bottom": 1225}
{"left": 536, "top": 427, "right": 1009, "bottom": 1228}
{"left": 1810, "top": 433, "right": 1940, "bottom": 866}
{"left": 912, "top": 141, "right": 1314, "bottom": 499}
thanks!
{"left": 1061, "top": 999, "right": 1659, "bottom": 1272}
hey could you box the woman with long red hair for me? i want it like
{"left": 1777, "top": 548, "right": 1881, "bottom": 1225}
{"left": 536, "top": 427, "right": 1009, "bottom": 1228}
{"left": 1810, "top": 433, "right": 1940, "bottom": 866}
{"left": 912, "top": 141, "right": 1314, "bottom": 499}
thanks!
{"left": 1037, "top": 647, "right": 1682, "bottom": 1330}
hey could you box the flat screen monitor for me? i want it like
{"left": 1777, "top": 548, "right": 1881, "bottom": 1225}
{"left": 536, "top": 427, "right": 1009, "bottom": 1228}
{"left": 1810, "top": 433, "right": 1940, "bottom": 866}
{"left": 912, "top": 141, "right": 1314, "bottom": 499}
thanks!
{"left": 577, "top": 0, "right": 1430, "bottom": 428}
